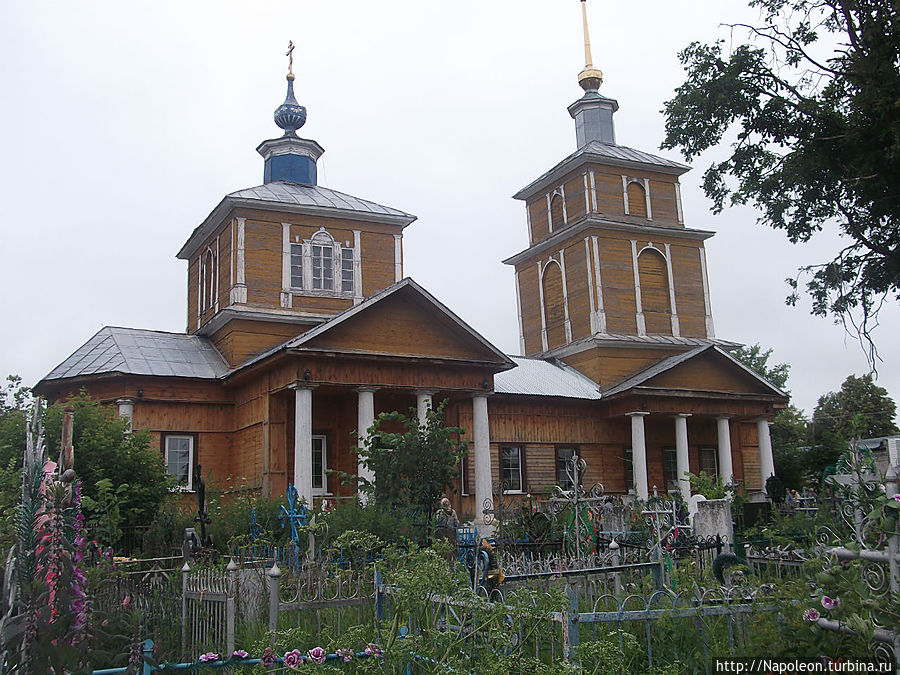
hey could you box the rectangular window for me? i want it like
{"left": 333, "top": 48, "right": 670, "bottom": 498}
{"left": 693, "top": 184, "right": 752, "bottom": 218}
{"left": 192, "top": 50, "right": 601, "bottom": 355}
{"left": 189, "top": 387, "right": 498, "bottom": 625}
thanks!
{"left": 165, "top": 435, "right": 194, "bottom": 490}
{"left": 341, "top": 248, "right": 353, "bottom": 293}
{"left": 460, "top": 455, "right": 470, "bottom": 496}
{"left": 662, "top": 446, "right": 677, "bottom": 491}
{"left": 623, "top": 448, "right": 633, "bottom": 493}
{"left": 312, "top": 435, "right": 328, "bottom": 494}
{"left": 556, "top": 447, "right": 579, "bottom": 490}
{"left": 501, "top": 446, "right": 523, "bottom": 493}
{"left": 312, "top": 244, "right": 333, "bottom": 290}
{"left": 699, "top": 446, "right": 718, "bottom": 477}
{"left": 290, "top": 242, "right": 303, "bottom": 288}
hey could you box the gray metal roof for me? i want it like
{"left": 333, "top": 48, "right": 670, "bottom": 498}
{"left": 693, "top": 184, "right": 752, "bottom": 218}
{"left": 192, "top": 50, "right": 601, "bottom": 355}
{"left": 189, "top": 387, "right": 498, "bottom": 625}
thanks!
{"left": 227, "top": 182, "right": 415, "bottom": 219}
{"left": 42, "top": 327, "right": 229, "bottom": 381}
{"left": 494, "top": 356, "right": 602, "bottom": 399}
{"left": 514, "top": 141, "right": 690, "bottom": 201}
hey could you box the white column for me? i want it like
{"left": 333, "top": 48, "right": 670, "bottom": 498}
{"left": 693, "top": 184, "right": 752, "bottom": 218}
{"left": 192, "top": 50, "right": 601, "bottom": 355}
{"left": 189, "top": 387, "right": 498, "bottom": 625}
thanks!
{"left": 116, "top": 398, "right": 134, "bottom": 432}
{"left": 357, "top": 388, "right": 377, "bottom": 502}
{"left": 231, "top": 217, "right": 247, "bottom": 304}
{"left": 674, "top": 414, "right": 691, "bottom": 501}
{"left": 352, "top": 230, "right": 363, "bottom": 304}
{"left": 473, "top": 394, "right": 493, "bottom": 534}
{"left": 280, "top": 223, "right": 292, "bottom": 309}
{"left": 393, "top": 234, "right": 403, "bottom": 282}
{"left": 291, "top": 384, "right": 314, "bottom": 505}
{"left": 717, "top": 416, "right": 734, "bottom": 486}
{"left": 757, "top": 417, "right": 775, "bottom": 489}
{"left": 416, "top": 391, "right": 434, "bottom": 426}
{"left": 629, "top": 412, "right": 650, "bottom": 500}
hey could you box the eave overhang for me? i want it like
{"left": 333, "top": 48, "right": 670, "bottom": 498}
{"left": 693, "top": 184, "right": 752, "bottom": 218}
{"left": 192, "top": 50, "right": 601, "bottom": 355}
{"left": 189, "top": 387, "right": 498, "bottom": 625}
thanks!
{"left": 503, "top": 215, "right": 715, "bottom": 266}
{"left": 177, "top": 195, "right": 417, "bottom": 261}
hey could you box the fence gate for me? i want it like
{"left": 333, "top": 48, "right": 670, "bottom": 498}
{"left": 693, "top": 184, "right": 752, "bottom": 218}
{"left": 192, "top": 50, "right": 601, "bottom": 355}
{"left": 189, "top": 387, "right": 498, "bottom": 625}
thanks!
{"left": 181, "top": 560, "right": 236, "bottom": 660}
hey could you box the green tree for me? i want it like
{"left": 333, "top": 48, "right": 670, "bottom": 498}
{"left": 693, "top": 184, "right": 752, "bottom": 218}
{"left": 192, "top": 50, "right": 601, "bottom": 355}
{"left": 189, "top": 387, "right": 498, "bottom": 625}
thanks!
{"left": 770, "top": 404, "right": 810, "bottom": 488}
{"left": 43, "top": 392, "right": 170, "bottom": 544}
{"left": 662, "top": 0, "right": 900, "bottom": 354}
{"left": 732, "top": 344, "right": 812, "bottom": 487}
{"left": 733, "top": 343, "right": 791, "bottom": 393}
{"left": 812, "top": 373, "right": 899, "bottom": 441}
{"left": 356, "top": 400, "right": 467, "bottom": 526}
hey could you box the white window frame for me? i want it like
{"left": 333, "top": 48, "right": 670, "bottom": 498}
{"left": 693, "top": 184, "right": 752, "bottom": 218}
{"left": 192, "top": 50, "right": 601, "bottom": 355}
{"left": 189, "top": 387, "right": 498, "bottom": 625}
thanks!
{"left": 699, "top": 446, "right": 719, "bottom": 477}
{"left": 501, "top": 445, "right": 524, "bottom": 494}
{"left": 312, "top": 434, "right": 329, "bottom": 496}
{"left": 290, "top": 242, "right": 303, "bottom": 289}
{"left": 286, "top": 227, "right": 356, "bottom": 298}
{"left": 165, "top": 434, "right": 194, "bottom": 491}
{"left": 311, "top": 231, "right": 334, "bottom": 291}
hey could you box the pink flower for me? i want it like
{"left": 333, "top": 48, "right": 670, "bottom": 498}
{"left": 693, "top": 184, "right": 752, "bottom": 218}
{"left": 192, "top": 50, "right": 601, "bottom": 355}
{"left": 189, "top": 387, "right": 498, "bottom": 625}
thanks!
{"left": 283, "top": 649, "right": 303, "bottom": 669}
{"left": 231, "top": 649, "right": 249, "bottom": 659}
{"left": 198, "top": 652, "right": 219, "bottom": 662}
{"left": 821, "top": 596, "right": 840, "bottom": 610}
{"left": 336, "top": 647, "right": 353, "bottom": 662}
{"left": 364, "top": 643, "right": 383, "bottom": 658}
{"left": 803, "top": 608, "right": 820, "bottom": 622}
{"left": 122, "top": 595, "right": 131, "bottom": 610}
{"left": 892, "top": 494, "right": 900, "bottom": 502}
{"left": 308, "top": 646, "right": 326, "bottom": 665}
{"left": 260, "top": 648, "right": 276, "bottom": 667}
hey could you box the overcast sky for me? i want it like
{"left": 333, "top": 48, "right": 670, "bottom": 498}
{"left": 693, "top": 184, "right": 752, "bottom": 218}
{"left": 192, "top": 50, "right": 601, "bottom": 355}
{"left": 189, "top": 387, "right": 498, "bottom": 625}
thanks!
{"left": 2, "top": 1, "right": 897, "bottom": 421}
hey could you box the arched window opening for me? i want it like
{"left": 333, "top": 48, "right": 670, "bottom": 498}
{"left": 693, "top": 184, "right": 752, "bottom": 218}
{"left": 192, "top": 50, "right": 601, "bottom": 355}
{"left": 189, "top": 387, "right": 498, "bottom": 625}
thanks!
{"left": 541, "top": 260, "right": 566, "bottom": 349}
{"left": 637, "top": 248, "right": 671, "bottom": 335}
{"left": 311, "top": 231, "right": 334, "bottom": 291}
{"left": 550, "top": 193, "right": 565, "bottom": 230}
{"left": 627, "top": 181, "right": 648, "bottom": 218}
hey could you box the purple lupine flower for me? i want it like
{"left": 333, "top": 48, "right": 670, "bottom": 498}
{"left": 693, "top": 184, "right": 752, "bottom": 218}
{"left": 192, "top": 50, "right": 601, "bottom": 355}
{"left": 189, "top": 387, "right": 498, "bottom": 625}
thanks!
{"left": 893, "top": 494, "right": 900, "bottom": 502}
{"left": 803, "top": 608, "right": 820, "bottom": 622}
{"left": 308, "top": 647, "right": 326, "bottom": 665}
{"left": 260, "top": 648, "right": 276, "bottom": 667}
{"left": 364, "top": 643, "right": 383, "bottom": 658}
{"left": 336, "top": 648, "right": 353, "bottom": 663}
{"left": 198, "top": 652, "right": 219, "bottom": 662}
{"left": 231, "top": 649, "right": 249, "bottom": 659}
{"left": 283, "top": 649, "right": 304, "bottom": 669}
{"left": 821, "top": 596, "right": 840, "bottom": 610}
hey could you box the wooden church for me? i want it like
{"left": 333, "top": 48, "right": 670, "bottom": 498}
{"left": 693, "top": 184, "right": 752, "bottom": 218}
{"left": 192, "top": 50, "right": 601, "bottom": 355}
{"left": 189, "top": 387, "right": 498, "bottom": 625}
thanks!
{"left": 35, "top": 6, "right": 787, "bottom": 520}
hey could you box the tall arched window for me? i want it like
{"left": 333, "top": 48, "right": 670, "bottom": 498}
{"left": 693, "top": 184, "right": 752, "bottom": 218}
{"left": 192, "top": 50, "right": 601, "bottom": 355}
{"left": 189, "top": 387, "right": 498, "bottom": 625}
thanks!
{"left": 201, "top": 248, "right": 216, "bottom": 312}
{"left": 541, "top": 260, "right": 566, "bottom": 349}
{"left": 627, "top": 181, "right": 648, "bottom": 218}
{"left": 310, "top": 231, "right": 334, "bottom": 291}
{"left": 550, "top": 193, "right": 565, "bottom": 231}
{"left": 637, "top": 248, "right": 671, "bottom": 335}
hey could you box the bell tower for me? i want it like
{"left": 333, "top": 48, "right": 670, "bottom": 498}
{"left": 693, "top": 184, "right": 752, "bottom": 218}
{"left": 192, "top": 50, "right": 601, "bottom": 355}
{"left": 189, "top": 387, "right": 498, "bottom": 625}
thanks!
{"left": 503, "top": 0, "right": 720, "bottom": 389}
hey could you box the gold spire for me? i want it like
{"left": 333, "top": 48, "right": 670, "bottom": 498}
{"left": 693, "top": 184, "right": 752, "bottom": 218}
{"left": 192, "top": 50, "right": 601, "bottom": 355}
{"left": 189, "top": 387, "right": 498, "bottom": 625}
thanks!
{"left": 577, "top": 0, "right": 603, "bottom": 91}
{"left": 286, "top": 40, "right": 295, "bottom": 81}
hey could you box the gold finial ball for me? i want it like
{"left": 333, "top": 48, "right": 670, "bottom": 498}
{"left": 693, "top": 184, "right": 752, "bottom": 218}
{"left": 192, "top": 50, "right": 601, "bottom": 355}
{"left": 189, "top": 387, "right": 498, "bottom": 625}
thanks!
{"left": 287, "top": 72, "right": 296, "bottom": 82}
{"left": 578, "top": 66, "right": 603, "bottom": 91}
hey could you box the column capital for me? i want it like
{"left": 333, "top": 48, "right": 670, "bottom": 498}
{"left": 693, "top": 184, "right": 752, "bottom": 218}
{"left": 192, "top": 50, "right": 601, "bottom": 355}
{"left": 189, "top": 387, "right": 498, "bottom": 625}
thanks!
{"left": 756, "top": 415, "right": 773, "bottom": 424}
{"left": 627, "top": 411, "right": 650, "bottom": 418}
{"left": 672, "top": 413, "right": 692, "bottom": 419}
{"left": 414, "top": 389, "right": 437, "bottom": 396}
{"left": 357, "top": 387, "right": 379, "bottom": 394}
{"left": 471, "top": 391, "right": 494, "bottom": 399}
{"left": 289, "top": 380, "right": 317, "bottom": 391}
{"left": 716, "top": 414, "right": 733, "bottom": 420}
{"left": 115, "top": 397, "right": 135, "bottom": 406}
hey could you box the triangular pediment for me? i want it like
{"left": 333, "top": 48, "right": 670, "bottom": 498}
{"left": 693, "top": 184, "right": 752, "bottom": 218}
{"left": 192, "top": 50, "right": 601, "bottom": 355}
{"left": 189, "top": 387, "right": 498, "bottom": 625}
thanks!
{"left": 602, "top": 345, "right": 787, "bottom": 399}
{"left": 284, "top": 279, "right": 514, "bottom": 367}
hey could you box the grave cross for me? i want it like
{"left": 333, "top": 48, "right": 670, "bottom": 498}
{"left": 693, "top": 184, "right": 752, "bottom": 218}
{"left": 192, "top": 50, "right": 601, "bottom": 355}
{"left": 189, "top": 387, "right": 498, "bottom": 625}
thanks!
{"left": 278, "top": 483, "right": 309, "bottom": 546}
{"left": 481, "top": 483, "right": 519, "bottom": 552}
{"left": 547, "top": 453, "right": 605, "bottom": 557}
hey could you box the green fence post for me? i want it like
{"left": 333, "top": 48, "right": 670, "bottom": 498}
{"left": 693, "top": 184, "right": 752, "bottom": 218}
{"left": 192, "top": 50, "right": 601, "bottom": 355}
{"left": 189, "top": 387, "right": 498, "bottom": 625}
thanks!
{"left": 141, "top": 639, "right": 154, "bottom": 675}
{"left": 566, "top": 583, "right": 579, "bottom": 662}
